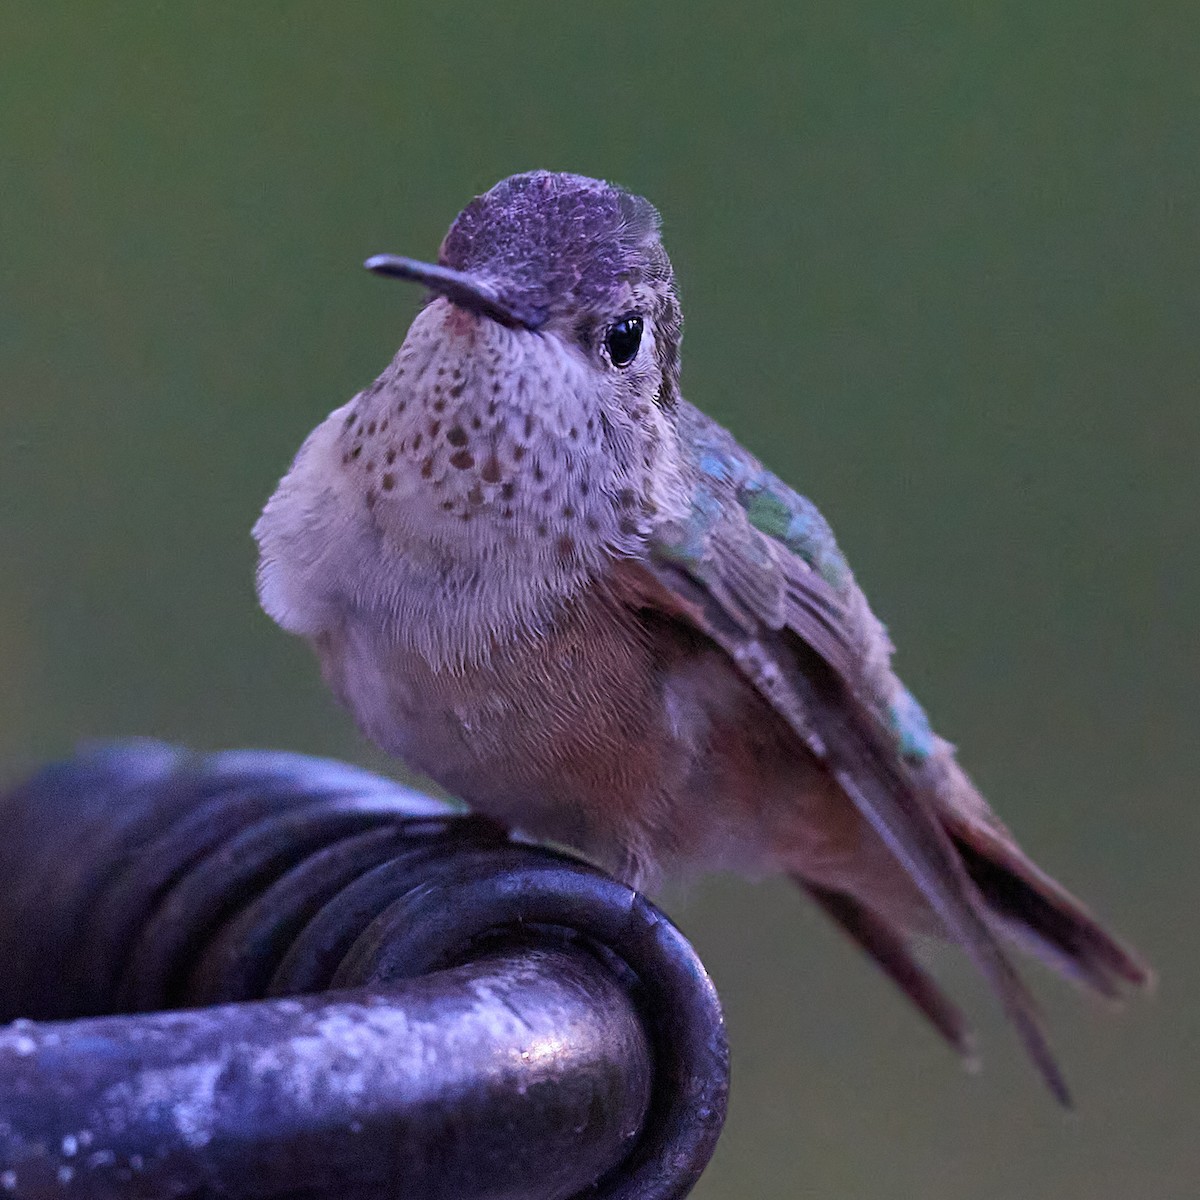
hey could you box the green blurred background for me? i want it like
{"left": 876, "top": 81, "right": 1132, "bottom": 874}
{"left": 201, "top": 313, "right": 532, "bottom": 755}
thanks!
{"left": 2, "top": 3, "right": 1195, "bottom": 1196}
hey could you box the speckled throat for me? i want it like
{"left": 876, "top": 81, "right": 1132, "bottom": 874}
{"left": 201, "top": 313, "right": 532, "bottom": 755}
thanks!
{"left": 256, "top": 296, "right": 686, "bottom": 671}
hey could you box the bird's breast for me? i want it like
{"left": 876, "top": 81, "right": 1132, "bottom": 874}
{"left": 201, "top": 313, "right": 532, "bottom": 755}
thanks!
{"left": 318, "top": 578, "right": 680, "bottom": 862}
{"left": 315, "top": 567, "right": 813, "bottom": 888}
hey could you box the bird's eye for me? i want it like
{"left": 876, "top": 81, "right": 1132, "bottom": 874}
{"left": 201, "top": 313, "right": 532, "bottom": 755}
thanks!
{"left": 604, "top": 313, "right": 643, "bottom": 368}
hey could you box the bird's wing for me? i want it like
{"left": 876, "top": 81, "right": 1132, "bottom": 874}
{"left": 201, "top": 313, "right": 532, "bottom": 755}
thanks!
{"left": 621, "top": 402, "right": 1071, "bottom": 1104}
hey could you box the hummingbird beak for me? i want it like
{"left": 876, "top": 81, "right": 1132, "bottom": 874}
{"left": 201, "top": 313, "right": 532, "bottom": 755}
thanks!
{"left": 363, "top": 255, "right": 536, "bottom": 329}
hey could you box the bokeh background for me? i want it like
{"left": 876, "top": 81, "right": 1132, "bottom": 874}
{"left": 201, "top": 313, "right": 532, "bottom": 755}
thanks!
{"left": 2, "top": 4, "right": 1196, "bottom": 1196}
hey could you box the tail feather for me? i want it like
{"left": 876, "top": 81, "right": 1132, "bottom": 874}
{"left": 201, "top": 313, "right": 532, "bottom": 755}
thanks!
{"left": 798, "top": 877, "right": 977, "bottom": 1064}
{"left": 793, "top": 806, "right": 1150, "bottom": 1090}
{"left": 945, "top": 814, "right": 1153, "bottom": 999}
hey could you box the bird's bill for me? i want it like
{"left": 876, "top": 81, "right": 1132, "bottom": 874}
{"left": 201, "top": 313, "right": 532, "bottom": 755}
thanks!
{"left": 363, "top": 254, "right": 533, "bottom": 328}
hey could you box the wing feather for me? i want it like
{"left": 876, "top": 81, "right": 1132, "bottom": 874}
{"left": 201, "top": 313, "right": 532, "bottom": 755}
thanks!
{"left": 626, "top": 529, "right": 1072, "bottom": 1103}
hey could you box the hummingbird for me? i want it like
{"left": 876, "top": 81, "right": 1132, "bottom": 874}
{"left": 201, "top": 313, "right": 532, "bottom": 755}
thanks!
{"left": 254, "top": 171, "right": 1150, "bottom": 1104}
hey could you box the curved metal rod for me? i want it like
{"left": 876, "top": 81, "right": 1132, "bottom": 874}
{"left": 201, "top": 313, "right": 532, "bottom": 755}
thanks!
{"left": 0, "top": 947, "right": 650, "bottom": 1200}
{"left": 0, "top": 742, "right": 729, "bottom": 1200}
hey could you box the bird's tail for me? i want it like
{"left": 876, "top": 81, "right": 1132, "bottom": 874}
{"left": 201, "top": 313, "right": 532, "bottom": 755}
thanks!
{"left": 942, "top": 806, "right": 1153, "bottom": 1000}
{"left": 793, "top": 770, "right": 1151, "bottom": 1082}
